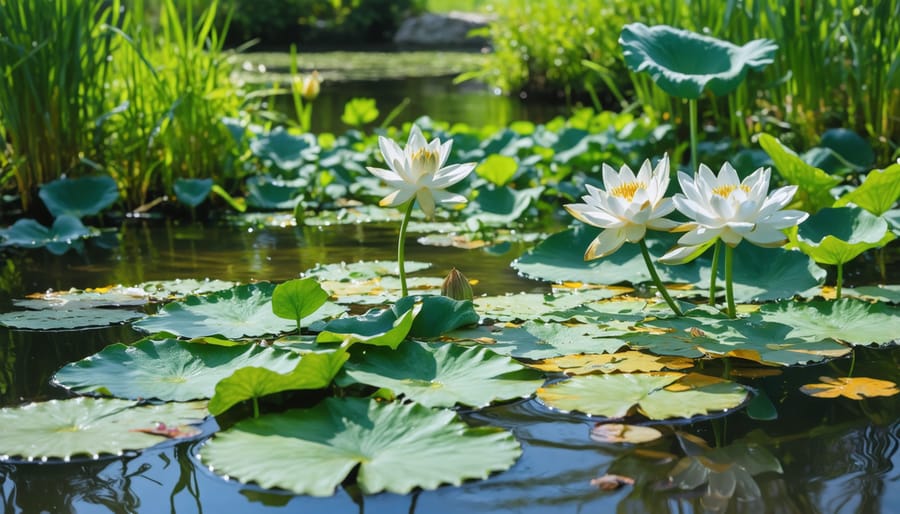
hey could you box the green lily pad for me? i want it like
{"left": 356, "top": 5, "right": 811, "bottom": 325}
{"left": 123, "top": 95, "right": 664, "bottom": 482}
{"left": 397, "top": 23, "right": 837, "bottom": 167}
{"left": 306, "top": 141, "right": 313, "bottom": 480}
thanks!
{"left": 341, "top": 97, "right": 379, "bottom": 127}
{"left": 847, "top": 285, "right": 900, "bottom": 304}
{"left": 473, "top": 289, "right": 624, "bottom": 322}
{"left": 133, "top": 283, "right": 344, "bottom": 339}
{"left": 0, "top": 307, "right": 144, "bottom": 330}
{"left": 758, "top": 134, "right": 841, "bottom": 213}
{"left": 443, "top": 321, "right": 628, "bottom": 360}
{"left": 320, "top": 276, "right": 441, "bottom": 305}
{"left": 209, "top": 349, "right": 349, "bottom": 415}
{"left": 757, "top": 299, "right": 900, "bottom": 347}
{"left": 537, "top": 372, "right": 748, "bottom": 420}
{"left": 620, "top": 23, "right": 776, "bottom": 99}
{"left": 302, "top": 260, "right": 431, "bottom": 282}
{"left": 199, "top": 397, "right": 521, "bottom": 496}
{"left": 0, "top": 215, "right": 94, "bottom": 255}
{"left": 834, "top": 163, "right": 900, "bottom": 216}
{"left": 38, "top": 175, "right": 119, "bottom": 218}
{"left": 0, "top": 398, "right": 206, "bottom": 461}
{"left": 54, "top": 339, "right": 303, "bottom": 401}
{"left": 245, "top": 175, "right": 304, "bottom": 210}
{"left": 476, "top": 154, "right": 518, "bottom": 187}
{"left": 795, "top": 207, "right": 895, "bottom": 265}
{"left": 464, "top": 186, "right": 543, "bottom": 226}
{"left": 303, "top": 205, "right": 404, "bottom": 226}
{"left": 174, "top": 178, "right": 214, "bottom": 208}
{"left": 136, "top": 278, "right": 237, "bottom": 301}
{"left": 341, "top": 341, "right": 543, "bottom": 408}
{"left": 14, "top": 286, "right": 149, "bottom": 310}
{"left": 249, "top": 127, "right": 317, "bottom": 171}
{"left": 317, "top": 304, "right": 418, "bottom": 349}
{"left": 272, "top": 278, "right": 330, "bottom": 331}
{"left": 395, "top": 295, "right": 480, "bottom": 338}
{"left": 702, "top": 244, "right": 826, "bottom": 302}
{"left": 818, "top": 128, "right": 875, "bottom": 173}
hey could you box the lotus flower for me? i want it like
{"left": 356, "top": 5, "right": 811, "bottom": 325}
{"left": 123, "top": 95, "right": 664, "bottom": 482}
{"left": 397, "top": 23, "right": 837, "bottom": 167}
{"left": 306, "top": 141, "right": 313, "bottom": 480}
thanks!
{"left": 367, "top": 124, "right": 475, "bottom": 218}
{"left": 661, "top": 163, "right": 809, "bottom": 264}
{"left": 565, "top": 156, "right": 678, "bottom": 260}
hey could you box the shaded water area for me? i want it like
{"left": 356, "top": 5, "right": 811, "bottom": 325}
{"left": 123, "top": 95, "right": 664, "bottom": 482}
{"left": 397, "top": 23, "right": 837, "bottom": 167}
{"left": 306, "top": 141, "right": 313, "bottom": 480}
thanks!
{"left": 0, "top": 220, "right": 898, "bottom": 513}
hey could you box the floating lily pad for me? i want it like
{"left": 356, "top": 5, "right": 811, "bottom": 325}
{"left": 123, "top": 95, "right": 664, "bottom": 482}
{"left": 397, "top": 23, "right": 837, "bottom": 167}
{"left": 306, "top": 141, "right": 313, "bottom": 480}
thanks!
{"left": 245, "top": 175, "right": 304, "bottom": 210}
{"left": 133, "top": 283, "right": 344, "bottom": 339}
{"left": 320, "top": 276, "right": 441, "bottom": 305}
{"left": 209, "top": 349, "right": 349, "bottom": 415}
{"left": 757, "top": 299, "right": 900, "bottom": 347}
{"left": 590, "top": 423, "right": 663, "bottom": 444}
{"left": 303, "top": 205, "right": 403, "bottom": 226}
{"left": 249, "top": 127, "right": 318, "bottom": 171}
{"left": 537, "top": 372, "right": 748, "bottom": 420}
{"left": 0, "top": 215, "right": 94, "bottom": 255}
{"left": 476, "top": 154, "right": 518, "bottom": 187}
{"left": 0, "top": 307, "right": 144, "bottom": 330}
{"left": 464, "top": 186, "right": 543, "bottom": 226}
{"left": 199, "top": 397, "right": 521, "bottom": 496}
{"left": 303, "top": 260, "right": 431, "bottom": 282}
{"left": 14, "top": 286, "right": 149, "bottom": 309}
{"left": 342, "top": 341, "right": 543, "bottom": 408}
{"left": 317, "top": 304, "right": 418, "bottom": 349}
{"left": 54, "top": 339, "right": 303, "bottom": 401}
{"left": 0, "top": 398, "right": 206, "bottom": 461}
{"left": 530, "top": 351, "right": 694, "bottom": 375}
{"left": 799, "top": 376, "right": 899, "bottom": 400}
{"left": 443, "top": 321, "right": 628, "bottom": 360}
{"left": 136, "top": 279, "right": 237, "bottom": 300}
{"left": 473, "top": 289, "right": 624, "bottom": 322}
{"left": 39, "top": 175, "right": 119, "bottom": 218}
{"left": 847, "top": 285, "right": 900, "bottom": 304}
{"left": 702, "top": 244, "right": 826, "bottom": 302}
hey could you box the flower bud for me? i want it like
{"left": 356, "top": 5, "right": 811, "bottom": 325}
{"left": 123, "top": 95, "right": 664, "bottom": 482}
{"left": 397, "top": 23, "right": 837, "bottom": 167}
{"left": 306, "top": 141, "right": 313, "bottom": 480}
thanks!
{"left": 300, "top": 71, "right": 321, "bottom": 101}
{"left": 441, "top": 268, "right": 473, "bottom": 301}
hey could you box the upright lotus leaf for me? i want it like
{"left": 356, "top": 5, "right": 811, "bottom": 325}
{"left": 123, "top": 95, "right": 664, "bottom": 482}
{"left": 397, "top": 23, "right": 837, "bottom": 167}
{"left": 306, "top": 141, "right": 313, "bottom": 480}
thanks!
{"left": 443, "top": 321, "right": 628, "bottom": 360}
{"left": 393, "top": 295, "right": 480, "bottom": 338}
{"left": 133, "top": 283, "right": 344, "bottom": 339}
{"left": 757, "top": 299, "right": 900, "bottom": 347}
{"left": 54, "top": 339, "right": 303, "bottom": 401}
{"left": 833, "top": 164, "right": 900, "bottom": 216}
{"left": 38, "top": 175, "right": 119, "bottom": 218}
{"left": 758, "top": 134, "right": 841, "bottom": 213}
{"left": 271, "top": 278, "right": 330, "bottom": 332}
{"left": 341, "top": 341, "right": 543, "bottom": 408}
{"left": 0, "top": 215, "right": 93, "bottom": 255}
{"left": 245, "top": 175, "right": 304, "bottom": 210}
{"left": 199, "top": 397, "right": 521, "bottom": 496}
{"left": 476, "top": 154, "right": 518, "bottom": 186}
{"left": 795, "top": 207, "right": 895, "bottom": 265}
{"left": 799, "top": 376, "right": 899, "bottom": 400}
{"left": 208, "top": 349, "right": 349, "bottom": 415}
{"left": 538, "top": 372, "right": 748, "bottom": 420}
{"left": 249, "top": 127, "right": 317, "bottom": 171}
{"left": 817, "top": 128, "right": 875, "bottom": 173}
{"left": 619, "top": 23, "right": 777, "bottom": 99}
{"left": 0, "top": 398, "right": 207, "bottom": 461}
{"left": 174, "top": 178, "right": 214, "bottom": 208}
{"left": 316, "top": 303, "right": 419, "bottom": 349}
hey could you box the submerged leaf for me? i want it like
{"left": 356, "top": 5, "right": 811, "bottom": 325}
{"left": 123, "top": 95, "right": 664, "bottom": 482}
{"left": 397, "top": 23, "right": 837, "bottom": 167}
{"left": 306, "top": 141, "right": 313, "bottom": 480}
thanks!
{"left": 199, "top": 398, "right": 521, "bottom": 496}
{"left": 0, "top": 398, "right": 206, "bottom": 461}
{"left": 800, "top": 376, "right": 899, "bottom": 400}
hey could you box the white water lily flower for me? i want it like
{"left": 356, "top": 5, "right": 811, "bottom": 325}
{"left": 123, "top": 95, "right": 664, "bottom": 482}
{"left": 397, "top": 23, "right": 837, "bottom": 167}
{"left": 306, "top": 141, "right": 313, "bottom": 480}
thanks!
{"left": 366, "top": 124, "right": 475, "bottom": 218}
{"left": 661, "top": 162, "right": 809, "bottom": 264}
{"left": 564, "top": 156, "right": 678, "bottom": 259}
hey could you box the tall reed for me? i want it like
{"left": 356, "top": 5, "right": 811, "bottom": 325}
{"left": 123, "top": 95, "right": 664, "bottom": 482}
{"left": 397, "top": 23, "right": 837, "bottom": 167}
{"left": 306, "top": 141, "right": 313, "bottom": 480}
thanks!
{"left": 0, "top": 0, "right": 117, "bottom": 213}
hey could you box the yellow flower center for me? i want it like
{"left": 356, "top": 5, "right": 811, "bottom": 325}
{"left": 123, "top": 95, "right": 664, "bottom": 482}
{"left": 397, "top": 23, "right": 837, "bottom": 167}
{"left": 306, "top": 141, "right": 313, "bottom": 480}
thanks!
{"left": 610, "top": 181, "right": 646, "bottom": 201}
{"left": 712, "top": 184, "right": 750, "bottom": 198}
{"left": 411, "top": 148, "right": 440, "bottom": 174}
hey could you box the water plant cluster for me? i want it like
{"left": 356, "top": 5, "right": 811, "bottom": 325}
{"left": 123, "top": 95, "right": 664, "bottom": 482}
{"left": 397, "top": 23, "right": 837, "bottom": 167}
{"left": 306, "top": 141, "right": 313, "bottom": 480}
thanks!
{"left": 0, "top": 4, "right": 898, "bottom": 511}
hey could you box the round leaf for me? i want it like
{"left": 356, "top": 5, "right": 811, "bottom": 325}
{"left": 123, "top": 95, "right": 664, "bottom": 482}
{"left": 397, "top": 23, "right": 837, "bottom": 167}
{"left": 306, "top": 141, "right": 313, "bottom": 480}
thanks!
{"left": 0, "top": 215, "right": 93, "bottom": 255}
{"left": 800, "top": 376, "right": 899, "bottom": 400}
{"left": 342, "top": 341, "right": 544, "bottom": 408}
{"left": 0, "top": 307, "right": 143, "bottom": 330}
{"left": 38, "top": 175, "right": 119, "bottom": 218}
{"left": 834, "top": 163, "right": 900, "bottom": 216}
{"left": 0, "top": 398, "right": 206, "bottom": 461}
{"left": 476, "top": 154, "right": 518, "bottom": 186}
{"left": 199, "top": 398, "right": 521, "bottom": 496}
{"left": 272, "top": 278, "right": 330, "bottom": 325}
{"left": 795, "top": 207, "right": 895, "bottom": 265}
{"left": 758, "top": 299, "right": 900, "bottom": 347}
{"left": 174, "top": 178, "right": 214, "bottom": 207}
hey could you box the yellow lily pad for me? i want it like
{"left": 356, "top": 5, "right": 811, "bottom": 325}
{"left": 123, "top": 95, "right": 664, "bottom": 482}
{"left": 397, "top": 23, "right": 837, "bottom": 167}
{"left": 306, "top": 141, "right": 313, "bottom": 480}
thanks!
{"left": 799, "top": 376, "right": 899, "bottom": 400}
{"left": 589, "top": 423, "right": 663, "bottom": 444}
{"left": 530, "top": 350, "right": 694, "bottom": 375}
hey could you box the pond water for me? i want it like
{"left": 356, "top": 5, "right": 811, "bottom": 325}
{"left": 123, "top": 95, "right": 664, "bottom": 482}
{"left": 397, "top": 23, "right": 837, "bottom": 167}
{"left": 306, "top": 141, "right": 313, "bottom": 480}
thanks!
{"left": 0, "top": 220, "right": 898, "bottom": 514}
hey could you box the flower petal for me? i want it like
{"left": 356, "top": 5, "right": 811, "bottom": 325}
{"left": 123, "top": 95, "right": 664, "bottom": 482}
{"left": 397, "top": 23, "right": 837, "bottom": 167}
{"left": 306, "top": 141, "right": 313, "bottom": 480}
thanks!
{"left": 584, "top": 229, "right": 627, "bottom": 260}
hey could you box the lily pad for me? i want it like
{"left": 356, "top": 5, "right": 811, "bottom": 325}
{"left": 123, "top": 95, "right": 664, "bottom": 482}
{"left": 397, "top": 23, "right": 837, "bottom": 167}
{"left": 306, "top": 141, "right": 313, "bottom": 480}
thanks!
{"left": 397, "top": 295, "right": 480, "bottom": 338}
{"left": 249, "top": 127, "right": 318, "bottom": 171}
{"left": 38, "top": 175, "right": 119, "bottom": 218}
{"left": 476, "top": 154, "right": 518, "bottom": 187}
{"left": 342, "top": 341, "right": 544, "bottom": 408}
{"left": 530, "top": 351, "right": 694, "bottom": 375}
{"left": 302, "top": 260, "right": 431, "bottom": 282}
{"left": 473, "top": 289, "right": 624, "bottom": 322}
{"left": 199, "top": 397, "right": 521, "bottom": 496}
{"left": 209, "top": 349, "right": 349, "bottom": 415}
{"left": 271, "top": 278, "right": 330, "bottom": 331}
{"left": 245, "top": 175, "right": 304, "bottom": 210}
{"left": 174, "top": 178, "right": 214, "bottom": 208}
{"left": 133, "top": 283, "right": 344, "bottom": 339}
{"left": 136, "top": 278, "right": 237, "bottom": 300}
{"left": 619, "top": 23, "right": 777, "bottom": 99}
{"left": 14, "top": 286, "right": 149, "bottom": 309}
{"left": 702, "top": 244, "right": 826, "bottom": 302}
{"left": 0, "top": 307, "right": 144, "bottom": 330}
{"left": 0, "top": 398, "right": 206, "bottom": 461}
{"left": 538, "top": 372, "right": 749, "bottom": 420}
{"left": 847, "top": 285, "right": 900, "bottom": 304}
{"left": 833, "top": 163, "right": 900, "bottom": 216}
{"left": 54, "top": 339, "right": 303, "bottom": 401}
{"left": 464, "top": 186, "right": 543, "bottom": 226}
{"left": 319, "top": 276, "right": 441, "bottom": 305}
{"left": 758, "top": 134, "right": 841, "bottom": 212}
{"left": 303, "top": 205, "right": 403, "bottom": 226}
{"left": 757, "top": 299, "right": 900, "bottom": 347}
{"left": 0, "top": 215, "right": 93, "bottom": 255}
{"left": 443, "top": 321, "right": 628, "bottom": 360}
{"left": 590, "top": 423, "right": 663, "bottom": 444}
{"left": 799, "top": 376, "right": 899, "bottom": 400}
{"left": 316, "top": 304, "right": 418, "bottom": 349}
{"left": 795, "top": 207, "right": 895, "bottom": 265}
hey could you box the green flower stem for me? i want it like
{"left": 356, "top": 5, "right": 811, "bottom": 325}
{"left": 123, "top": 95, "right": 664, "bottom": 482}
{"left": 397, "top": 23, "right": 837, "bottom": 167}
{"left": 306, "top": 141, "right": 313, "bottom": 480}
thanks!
{"left": 253, "top": 397, "right": 260, "bottom": 418}
{"left": 708, "top": 239, "right": 721, "bottom": 306}
{"left": 638, "top": 239, "right": 682, "bottom": 316}
{"left": 835, "top": 262, "right": 843, "bottom": 300}
{"left": 689, "top": 98, "right": 699, "bottom": 174}
{"left": 397, "top": 200, "right": 415, "bottom": 297}
{"left": 725, "top": 244, "right": 736, "bottom": 318}
{"left": 847, "top": 348, "right": 856, "bottom": 378}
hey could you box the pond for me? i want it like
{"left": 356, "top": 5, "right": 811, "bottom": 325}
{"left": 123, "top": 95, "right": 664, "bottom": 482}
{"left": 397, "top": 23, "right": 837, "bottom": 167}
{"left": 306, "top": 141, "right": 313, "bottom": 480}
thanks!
{"left": 0, "top": 219, "right": 898, "bottom": 514}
